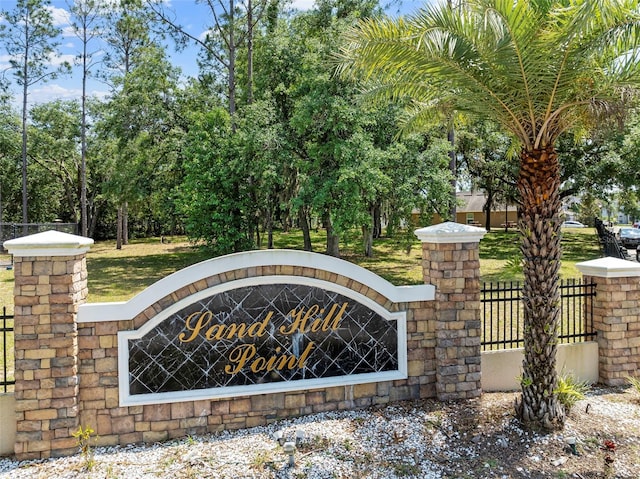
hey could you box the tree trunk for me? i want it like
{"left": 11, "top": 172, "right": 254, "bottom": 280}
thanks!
{"left": 484, "top": 190, "right": 493, "bottom": 231}
{"left": 266, "top": 205, "right": 274, "bottom": 249}
{"left": 448, "top": 127, "right": 456, "bottom": 222}
{"left": 228, "top": 0, "right": 237, "bottom": 127}
{"left": 116, "top": 206, "right": 123, "bottom": 250}
{"left": 373, "top": 202, "right": 382, "bottom": 238}
{"left": 514, "top": 146, "right": 565, "bottom": 430}
{"left": 246, "top": 0, "right": 254, "bottom": 105}
{"left": 299, "top": 207, "right": 312, "bottom": 252}
{"left": 362, "top": 224, "right": 373, "bottom": 257}
{"left": 363, "top": 205, "right": 375, "bottom": 257}
{"left": 80, "top": 20, "right": 88, "bottom": 237}
{"left": 21, "top": 61, "right": 29, "bottom": 229}
{"left": 123, "top": 202, "right": 129, "bottom": 245}
{"left": 324, "top": 211, "right": 340, "bottom": 257}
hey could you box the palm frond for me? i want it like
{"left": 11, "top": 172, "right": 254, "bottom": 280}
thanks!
{"left": 338, "top": 0, "right": 640, "bottom": 149}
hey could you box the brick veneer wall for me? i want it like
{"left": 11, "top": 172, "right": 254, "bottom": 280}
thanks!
{"left": 420, "top": 241, "right": 482, "bottom": 400}
{"left": 75, "top": 265, "right": 437, "bottom": 450}
{"left": 13, "top": 254, "right": 88, "bottom": 459}
{"left": 583, "top": 274, "right": 640, "bottom": 385}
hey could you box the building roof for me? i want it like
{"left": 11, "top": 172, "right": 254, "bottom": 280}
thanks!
{"left": 457, "top": 191, "right": 517, "bottom": 213}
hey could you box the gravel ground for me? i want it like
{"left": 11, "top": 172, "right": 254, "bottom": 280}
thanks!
{"left": 1, "top": 386, "right": 638, "bottom": 479}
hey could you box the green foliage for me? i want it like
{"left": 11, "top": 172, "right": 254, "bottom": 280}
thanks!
{"left": 504, "top": 254, "right": 524, "bottom": 276}
{"left": 626, "top": 375, "right": 640, "bottom": 395}
{"left": 0, "top": 0, "right": 69, "bottom": 87}
{"left": 4, "top": 0, "right": 639, "bottom": 254}
{"left": 554, "top": 374, "right": 591, "bottom": 412}
{"left": 0, "top": 103, "right": 22, "bottom": 222}
{"left": 518, "top": 374, "right": 533, "bottom": 388}
{"left": 338, "top": 0, "right": 640, "bottom": 429}
{"left": 457, "top": 121, "right": 519, "bottom": 225}
{"left": 28, "top": 100, "right": 82, "bottom": 222}
{"left": 72, "top": 425, "right": 96, "bottom": 471}
{"left": 178, "top": 108, "right": 255, "bottom": 255}
{"left": 95, "top": 19, "right": 186, "bottom": 239}
{"left": 0, "top": 0, "right": 71, "bottom": 223}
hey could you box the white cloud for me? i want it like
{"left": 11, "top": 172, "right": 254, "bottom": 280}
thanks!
{"left": 27, "top": 82, "right": 109, "bottom": 105}
{"left": 47, "top": 5, "right": 71, "bottom": 27}
{"left": 49, "top": 53, "right": 76, "bottom": 67}
{"left": 29, "top": 83, "right": 81, "bottom": 104}
{"left": 290, "top": 0, "right": 315, "bottom": 11}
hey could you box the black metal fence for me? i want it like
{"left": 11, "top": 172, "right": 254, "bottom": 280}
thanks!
{"left": 1, "top": 307, "right": 14, "bottom": 393}
{"left": 481, "top": 279, "right": 596, "bottom": 351}
{"left": 594, "top": 217, "right": 631, "bottom": 260}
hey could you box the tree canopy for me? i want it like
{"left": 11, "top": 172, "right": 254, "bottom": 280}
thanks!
{"left": 0, "top": 0, "right": 639, "bottom": 260}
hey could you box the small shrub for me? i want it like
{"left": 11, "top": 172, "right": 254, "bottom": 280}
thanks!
{"left": 626, "top": 375, "right": 640, "bottom": 395}
{"left": 503, "top": 254, "right": 523, "bottom": 275}
{"left": 554, "top": 374, "right": 590, "bottom": 412}
{"left": 72, "top": 425, "right": 96, "bottom": 471}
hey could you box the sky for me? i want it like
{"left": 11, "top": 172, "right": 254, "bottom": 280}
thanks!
{"left": 0, "top": 0, "right": 422, "bottom": 108}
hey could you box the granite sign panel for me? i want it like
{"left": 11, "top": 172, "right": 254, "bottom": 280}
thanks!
{"left": 120, "top": 279, "right": 407, "bottom": 404}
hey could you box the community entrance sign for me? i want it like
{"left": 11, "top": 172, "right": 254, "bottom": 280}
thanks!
{"left": 6, "top": 226, "right": 494, "bottom": 460}
{"left": 120, "top": 277, "right": 407, "bottom": 405}
{"left": 83, "top": 250, "right": 435, "bottom": 407}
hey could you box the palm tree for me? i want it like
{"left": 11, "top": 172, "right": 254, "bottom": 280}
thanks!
{"left": 338, "top": 0, "right": 640, "bottom": 430}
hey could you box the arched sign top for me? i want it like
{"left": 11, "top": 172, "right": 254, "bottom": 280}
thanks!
{"left": 78, "top": 249, "right": 434, "bottom": 323}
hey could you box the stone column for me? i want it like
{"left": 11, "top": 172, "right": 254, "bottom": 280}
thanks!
{"left": 4, "top": 231, "right": 93, "bottom": 459}
{"left": 415, "top": 222, "right": 486, "bottom": 401}
{"left": 577, "top": 257, "right": 640, "bottom": 386}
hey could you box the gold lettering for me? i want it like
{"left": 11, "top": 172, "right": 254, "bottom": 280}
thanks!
{"left": 227, "top": 343, "right": 316, "bottom": 375}
{"left": 247, "top": 311, "right": 273, "bottom": 338}
{"left": 225, "top": 344, "right": 257, "bottom": 374}
{"left": 250, "top": 356, "right": 268, "bottom": 373}
{"left": 280, "top": 304, "right": 320, "bottom": 335}
{"left": 181, "top": 311, "right": 275, "bottom": 343}
{"left": 223, "top": 322, "right": 248, "bottom": 339}
{"left": 178, "top": 311, "right": 213, "bottom": 343}
{"left": 310, "top": 305, "right": 330, "bottom": 333}
{"left": 296, "top": 342, "right": 315, "bottom": 368}
{"left": 204, "top": 323, "right": 227, "bottom": 341}
{"left": 328, "top": 302, "right": 348, "bottom": 330}
{"left": 275, "top": 352, "right": 298, "bottom": 370}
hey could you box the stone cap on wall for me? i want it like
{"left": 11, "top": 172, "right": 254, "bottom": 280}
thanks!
{"left": 414, "top": 221, "right": 487, "bottom": 244}
{"left": 576, "top": 256, "right": 640, "bottom": 278}
{"left": 3, "top": 230, "right": 94, "bottom": 257}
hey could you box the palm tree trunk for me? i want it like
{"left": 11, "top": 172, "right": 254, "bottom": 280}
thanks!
{"left": 515, "top": 146, "right": 565, "bottom": 430}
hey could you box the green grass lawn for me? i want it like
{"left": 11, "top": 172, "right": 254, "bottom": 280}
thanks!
{"left": 479, "top": 227, "right": 601, "bottom": 282}
{"left": 0, "top": 227, "right": 602, "bottom": 306}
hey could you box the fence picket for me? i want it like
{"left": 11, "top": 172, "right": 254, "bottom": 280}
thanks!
{"left": 0, "top": 306, "right": 14, "bottom": 392}
{"left": 481, "top": 279, "right": 596, "bottom": 351}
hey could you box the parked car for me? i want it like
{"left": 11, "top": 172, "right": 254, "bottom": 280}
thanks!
{"left": 618, "top": 227, "right": 640, "bottom": 249}
{"left": 561, "top": 220, "right": 586, "bottom": 228}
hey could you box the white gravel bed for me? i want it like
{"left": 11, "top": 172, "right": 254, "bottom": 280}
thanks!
{"left": 0, "top": 387, "right": 638, "bottom": 479}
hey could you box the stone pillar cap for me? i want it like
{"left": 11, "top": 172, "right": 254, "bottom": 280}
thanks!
{"left": 415, "top": 221, "right": 487, "bottom": 244}
{"left": 3, "top": 230, "right": 94, "bottom": 257}
{"left": 576, "top": 256, "right": 640, "bottom": 278}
